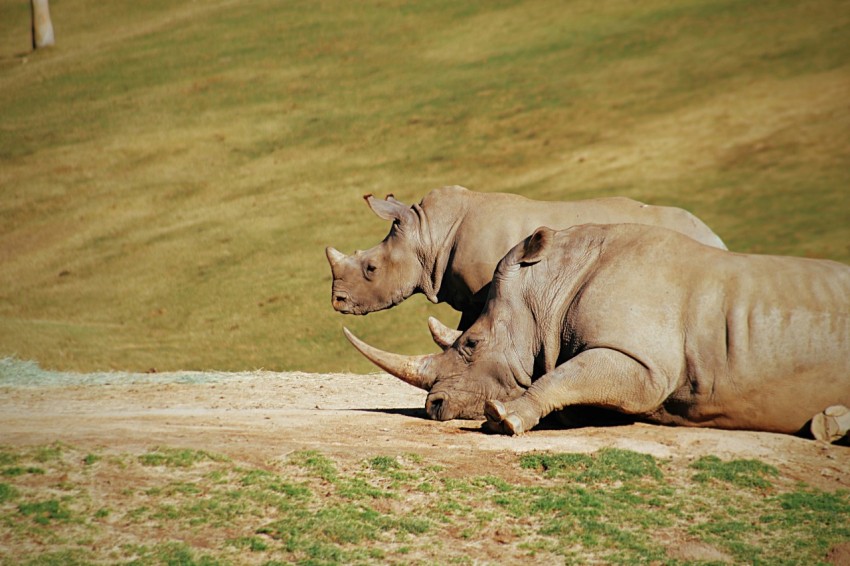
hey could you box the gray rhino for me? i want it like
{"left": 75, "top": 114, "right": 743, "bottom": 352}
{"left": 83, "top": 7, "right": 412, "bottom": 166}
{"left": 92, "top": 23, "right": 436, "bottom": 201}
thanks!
{"left": 344, "top": 223, "right": 850, "bottom": 438}
{"left": 326, "top": 186, "right": 726, "bottom": 329}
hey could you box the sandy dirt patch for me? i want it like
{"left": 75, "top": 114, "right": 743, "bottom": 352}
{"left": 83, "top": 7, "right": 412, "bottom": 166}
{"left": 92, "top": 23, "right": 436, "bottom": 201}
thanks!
{"left": 1, "top": 370, "right": 847, "bottom": 491}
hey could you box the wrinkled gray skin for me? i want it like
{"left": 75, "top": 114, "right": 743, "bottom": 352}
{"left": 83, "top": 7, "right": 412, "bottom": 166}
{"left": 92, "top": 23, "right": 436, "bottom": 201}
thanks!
{"left": 326, "top": 186, "right": 726, "bottom": 329}
{"left": 345, "top": 224, "right": 850, "bottom": 435}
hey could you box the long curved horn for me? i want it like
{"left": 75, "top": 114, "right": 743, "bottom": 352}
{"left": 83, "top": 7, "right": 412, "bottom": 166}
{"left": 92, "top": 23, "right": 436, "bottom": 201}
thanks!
{"left": 343, "top": 327, "right": 435, "bottom": 391}
{"left": 325, "top": 246, "right": 346, "bottom": 269}
{"left": 428, "top": 316, "right": 462, "bottom": 350}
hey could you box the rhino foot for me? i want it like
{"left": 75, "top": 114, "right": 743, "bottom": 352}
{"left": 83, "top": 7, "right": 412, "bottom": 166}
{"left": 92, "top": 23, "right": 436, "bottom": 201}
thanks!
{"left": 484, "top": 400, "right": 526, "bottom": 436}
{"left": 811, "top": 405, "right": 850, "bottom": 443}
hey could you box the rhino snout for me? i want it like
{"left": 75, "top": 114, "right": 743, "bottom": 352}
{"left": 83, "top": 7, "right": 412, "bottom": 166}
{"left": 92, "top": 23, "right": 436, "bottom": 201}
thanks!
{"left": 331, "top": 289, "right": 354, "bottom": 313}
{"left": 426, "top": 391, "right": 487, "bottom": 421}
{"left": 425, "top": 391, "right": 451, "bottom": 421}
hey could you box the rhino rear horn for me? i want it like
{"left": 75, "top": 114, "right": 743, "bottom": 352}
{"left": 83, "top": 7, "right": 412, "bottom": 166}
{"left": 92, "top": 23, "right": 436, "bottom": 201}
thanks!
{"left": 343, "top": 328, "right": 436, "bottom": 391}
{"left": 428, "top": 316, "right": 462, "bottom": 350}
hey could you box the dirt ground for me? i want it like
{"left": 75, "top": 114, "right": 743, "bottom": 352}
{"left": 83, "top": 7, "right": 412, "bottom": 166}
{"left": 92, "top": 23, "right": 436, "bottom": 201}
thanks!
{"left": 1, "top": 370, "right": 847, "bottom": 492}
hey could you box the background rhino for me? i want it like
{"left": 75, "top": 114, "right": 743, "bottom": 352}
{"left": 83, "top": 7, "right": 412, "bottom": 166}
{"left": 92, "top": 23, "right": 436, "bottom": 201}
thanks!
{"left": 326, "top": 186, "right": 726, "bottom": 329}
{"left": 345, "top": 223, "right": 850, "bottom": 438}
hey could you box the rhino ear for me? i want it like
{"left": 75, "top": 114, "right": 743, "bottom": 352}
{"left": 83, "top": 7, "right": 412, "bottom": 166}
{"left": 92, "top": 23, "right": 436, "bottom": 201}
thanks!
{"left": 364, "top": 194, "right": 413, "bottom": 223}
{"left": 517, "top": 226, "right": 554, "bottom": 265}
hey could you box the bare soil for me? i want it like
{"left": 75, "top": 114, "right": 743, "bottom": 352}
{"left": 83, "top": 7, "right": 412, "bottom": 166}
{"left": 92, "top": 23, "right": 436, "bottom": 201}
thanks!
{"left": 1, "top": 371, "right": 847, "bottom": 492}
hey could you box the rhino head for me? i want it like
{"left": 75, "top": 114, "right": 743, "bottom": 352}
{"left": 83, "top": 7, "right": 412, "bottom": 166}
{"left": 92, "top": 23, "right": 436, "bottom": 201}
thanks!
{"left": 341, "top": 229, "right": 556, "bottom": 420}
{"left": 326, "top": 194, "right": 434, "bottom": 315}
{"left": 344, "top": 321, "right": 529, "bottom": 420}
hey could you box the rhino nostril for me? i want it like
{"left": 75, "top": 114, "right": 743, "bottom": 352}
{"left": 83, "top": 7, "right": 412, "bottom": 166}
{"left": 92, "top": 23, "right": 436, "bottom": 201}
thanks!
{"left": 426, "top": 393, "right": 448, "bottom": 420}
{"left": 335, "top": 295, "right": 347, "bottom": 304}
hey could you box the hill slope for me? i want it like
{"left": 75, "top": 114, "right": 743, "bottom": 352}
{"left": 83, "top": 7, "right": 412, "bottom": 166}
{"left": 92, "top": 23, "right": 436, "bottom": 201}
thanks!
{"left": 1, "top": 0, "right": 848, "bottom": 372}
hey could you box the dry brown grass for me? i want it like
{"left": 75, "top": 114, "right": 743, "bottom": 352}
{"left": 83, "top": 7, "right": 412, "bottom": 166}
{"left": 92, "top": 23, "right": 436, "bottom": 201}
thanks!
{"left": 1, "top": 0, "right": 848, "bottom": 372}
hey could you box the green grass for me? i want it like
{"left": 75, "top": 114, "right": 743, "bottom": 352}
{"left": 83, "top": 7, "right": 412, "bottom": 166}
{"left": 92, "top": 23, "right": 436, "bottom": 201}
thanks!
{"left": 17, "top": 499, "right": 74, "bottom": 525}
{"left": 690, "top": 455, "right": 779, "bottom": 488}
{"left": 520, "top": 448, "right": 664, "bottom": 482}
{"left": 137, "top": 446, "right": 230, "bottom": 468}
{"left": 0, "top": 483, "right": 17, "bottom": 504}
{"left": 0, "top": 443, "right": 848, "bottom": 564}
{"left": 1, "top": 0, "right": 848, "bottom": 373}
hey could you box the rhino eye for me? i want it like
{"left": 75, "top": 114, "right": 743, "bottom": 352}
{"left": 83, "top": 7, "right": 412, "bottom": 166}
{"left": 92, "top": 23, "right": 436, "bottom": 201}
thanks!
{"left": 458, "top": 337, "right": 480, "bottom": 361}
{"left": 364, "top": 263, "right": 378, "bottom": 279}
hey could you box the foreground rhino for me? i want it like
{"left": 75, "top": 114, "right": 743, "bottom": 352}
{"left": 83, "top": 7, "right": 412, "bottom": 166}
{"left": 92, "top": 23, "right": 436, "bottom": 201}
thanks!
{"left": 327, "top": 186, "right": 726, "bottom": 329}
{"left": 345, "top": 223, "right": 850, "bottom": 437}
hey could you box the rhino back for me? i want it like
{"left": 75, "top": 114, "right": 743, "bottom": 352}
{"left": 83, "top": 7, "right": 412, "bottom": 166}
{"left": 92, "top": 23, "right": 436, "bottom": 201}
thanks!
{"left": 701, "top": 253, "right": 850, "bottom": 431}
{"left": 540, "top": 224, "right": 850, "bottom": 433}
{"left": 429, "top": 188, "right": 723, "bottom": 309}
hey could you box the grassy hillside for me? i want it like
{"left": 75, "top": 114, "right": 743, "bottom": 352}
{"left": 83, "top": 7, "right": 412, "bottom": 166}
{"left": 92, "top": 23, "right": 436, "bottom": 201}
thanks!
{"left": 1, "top": 0, "right": 848, "bottom": 373}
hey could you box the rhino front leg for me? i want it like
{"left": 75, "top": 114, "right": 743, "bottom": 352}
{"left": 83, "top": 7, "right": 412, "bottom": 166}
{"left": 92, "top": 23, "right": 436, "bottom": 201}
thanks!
{"left": 485, "top": 348, "right": 668, "bottom": 435}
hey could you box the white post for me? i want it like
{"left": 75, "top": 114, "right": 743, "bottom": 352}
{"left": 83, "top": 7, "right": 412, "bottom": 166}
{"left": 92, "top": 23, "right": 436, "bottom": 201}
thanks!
{"left": 31, "top": 0, "right": 55, "bottom": 49}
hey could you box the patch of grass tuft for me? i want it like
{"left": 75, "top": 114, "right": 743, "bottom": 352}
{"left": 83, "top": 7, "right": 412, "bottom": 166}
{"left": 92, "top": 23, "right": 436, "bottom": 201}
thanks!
{"left": 227, "top": 535, "right": 269, "bottom": 552}
{"left": 240, "top": 469, "right": 311, "bottom": 498}
{"left": 777, "top": 488, "right": 850, "bottom": 517}
{"left": 0, "top": 482, "right": 18, "bottom": 503}
{"left": 337, "top": 477, "right": 393, "bottom": 500}
{"left": 0, "top": 450, "right": 18, "bottom": 467}
{"left": 32, "top": 443, "right": 64, "bottom": 464}
{"left": 147, "top": 541, "right": 225, "bottom": 566}
{"left": 18, "top": 499, "right": 73, "bottom": 525}
{"left": 520, "top": 448, "right": 663, "bottom": 482}
{"left": 82, "top": 454, "right": 101, "bottom": 466}
{"left": 520, "top": 451, "right": 590, "bottom": 476}
{"left": 2, "top": 466, "right": 45, "bottom": 477}
{"left": 690, "top": 455, "right": 778, "bottom": 488}
{"left": 288, "top": 450, "right": 337, "bottom": 482}
{"left": 368, "top": 455, "right": 401, "bottom": 473}
{"left": 16, "top": 549, "right": 91, "bottom": 566}
{"left": 138, "top": 447, "right": 230, "bottom": 468}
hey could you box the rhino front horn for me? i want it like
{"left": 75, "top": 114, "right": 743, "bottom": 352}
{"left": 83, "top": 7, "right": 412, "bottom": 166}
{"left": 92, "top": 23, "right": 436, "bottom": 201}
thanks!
{"left": 325, "top": 246, "right": 346, "bottom": 269}
{"left": 343, "top": 327, "right": 436, "bottom": 391}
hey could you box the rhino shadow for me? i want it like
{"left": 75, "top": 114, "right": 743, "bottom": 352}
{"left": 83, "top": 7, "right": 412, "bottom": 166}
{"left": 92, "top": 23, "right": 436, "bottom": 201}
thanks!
{"left": 354, "top": 406, "right": 845, "bottom": 443}
{"left": 467, "top": 407, "right": 638, "bottom": 434}
{"left": 354, "top": 407, "right": 430, "bottom": 420}
{"left": 357, "top": 405, "right": 638, "bottom": 429}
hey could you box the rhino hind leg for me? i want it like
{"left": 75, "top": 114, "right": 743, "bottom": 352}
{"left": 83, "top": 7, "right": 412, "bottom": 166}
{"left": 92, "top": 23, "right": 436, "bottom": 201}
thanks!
{"left": 811, "top": 405, "right": 850, "bottom": 443}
